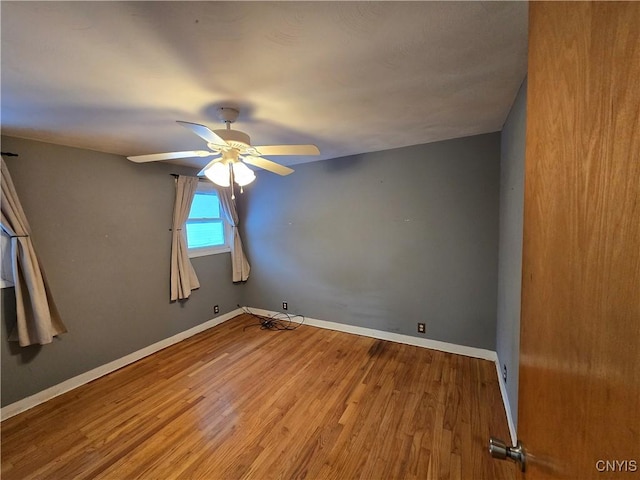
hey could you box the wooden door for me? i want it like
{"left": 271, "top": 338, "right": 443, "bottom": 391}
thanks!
{"left": 518, "top": 2, "right": 640, "bottom": 479}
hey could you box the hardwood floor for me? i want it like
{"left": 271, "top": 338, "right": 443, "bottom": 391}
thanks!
{"left": 1, "top": 314, "right": 515, "bottom": 479}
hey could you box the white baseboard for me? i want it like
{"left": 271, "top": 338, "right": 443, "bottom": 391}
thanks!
{"left": 248, "top": 307, "right": 498, "bottom": 361}
{"left": 494, "top": 360, "right": 518, "bottom": 445}
{"left": 248, "top": 307, "right": 517, "bottom": 443}
{"left": 1, "top": 308, "right": 243, "bottom": 421}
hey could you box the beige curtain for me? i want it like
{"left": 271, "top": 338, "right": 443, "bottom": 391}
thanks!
{"left": 217, "top": 187, "right": 250, "bottom": 282}
{"left": 1, "top": 157, "right": 67, "bottom": 346}
{"left": 170, "top": 176, "right": 200, "bottom": 301}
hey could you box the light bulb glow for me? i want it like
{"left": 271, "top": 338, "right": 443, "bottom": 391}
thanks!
{"left": 232, "top": 162, "right": 256, "bottom": 187}
{"left": 204, "top": 161, "right": 230, "bottom": 187}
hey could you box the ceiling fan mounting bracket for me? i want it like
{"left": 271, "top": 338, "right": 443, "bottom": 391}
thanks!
{"left": 217, "top": 107, "right": 240, "bottom": 125}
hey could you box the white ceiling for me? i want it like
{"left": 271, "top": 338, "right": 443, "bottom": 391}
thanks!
{"left": 1, "top": 1, "right": 528, "bottom": 169}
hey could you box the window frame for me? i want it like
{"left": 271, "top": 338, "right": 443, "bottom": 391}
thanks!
{"left": 186, "top": 182, "right": 231, "bottom": 258}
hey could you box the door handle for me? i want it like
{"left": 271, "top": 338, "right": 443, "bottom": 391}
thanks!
{"left": 489, "top": 437, "right": 526, "bottom": 472}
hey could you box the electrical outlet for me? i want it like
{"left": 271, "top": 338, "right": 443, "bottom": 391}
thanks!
{"left": 503, "top": 364, "right": 508, "bottom": 382}
{"left": 417, "top": 323, "right": 426, "bottom": 334}
{"left": 214, "top": 305, "right": 220, "bottom": 314}
{"left": 282, "top": 302, "right": 288, "bottom": 310}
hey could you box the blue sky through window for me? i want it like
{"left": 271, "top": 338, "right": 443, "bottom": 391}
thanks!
{"left": 186, "top": 222, "right": 224, "bottom": 248}
{"left": 190, "top": 192, "right": 220, "bottom": 219}
{"left": 186, "top": 191, "right": 225, "bottom": 250}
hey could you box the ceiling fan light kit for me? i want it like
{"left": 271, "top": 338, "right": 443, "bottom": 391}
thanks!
{"left": 232, "top": 162, "right": 256, "bottom": 186}
{"left": 127, "top": 107, "right": 319, "bottom": 198}
{"left": 204, "top": 162, "right": 230, "bottom": 187}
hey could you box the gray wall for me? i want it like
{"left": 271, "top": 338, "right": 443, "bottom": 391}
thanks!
{"left": 1, "top": 136, "right": 241, "bottom": 406}
{"left": 239, "top": 133, "right": 501, "bottom": 350}
{"left": 495, "top": 78, "right": 527, "bottom": 428}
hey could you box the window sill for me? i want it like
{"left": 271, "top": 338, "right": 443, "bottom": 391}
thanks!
{"left": 1, "top": 279, "right": 14, "bottom": 289}
{"left": 188, "top": 246, "right": 231, "bottom": 258}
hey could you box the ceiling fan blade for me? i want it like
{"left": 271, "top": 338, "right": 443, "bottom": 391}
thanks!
{"left": 253, "top": 145, "right": 320, "bottom": 156}
{"left": 177, "top": 121, "right": 228, "bottom": 146}
{"left": 243, "top": 156, "right": 294, "bottom": 176}
{"left": 127, "top": 150, "right": 215, "bottom": 163}
{"left": 196, "top": 157, "right": 223, "bottom": 177}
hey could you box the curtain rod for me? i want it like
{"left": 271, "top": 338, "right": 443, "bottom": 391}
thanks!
{"left": 170, "top": 174, "right": 207, "bottom": 181}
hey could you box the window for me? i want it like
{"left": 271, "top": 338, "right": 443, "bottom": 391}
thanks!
{"left": 186, "top": 183, "right": 229, "bottom": 257}
{"left": 1, "top": 230, "right": 14, "bottom": 288}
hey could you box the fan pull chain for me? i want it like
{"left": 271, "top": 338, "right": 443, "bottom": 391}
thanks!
{"left": 229, "top": 163, "right": 236, "bottom": 200}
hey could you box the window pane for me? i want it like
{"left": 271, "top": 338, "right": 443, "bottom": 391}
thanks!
{"left": 190, "top": 192, "right": 220, "bottom": 219}
{"left": 186, "top": 221, "right": 225, "bottom": 249}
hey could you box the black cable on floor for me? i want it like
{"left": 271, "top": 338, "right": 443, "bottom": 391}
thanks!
{"left": 239, "top": 305, "right": 305, "bottom": 331}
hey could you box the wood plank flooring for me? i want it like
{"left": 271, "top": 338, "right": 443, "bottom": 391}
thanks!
{"left": 1, "top": 314, "right": 515, "bottom": 479}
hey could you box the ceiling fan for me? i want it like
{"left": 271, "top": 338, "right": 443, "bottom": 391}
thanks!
{"left": 127, "top": 107, "right": 320, "bottom": 194}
